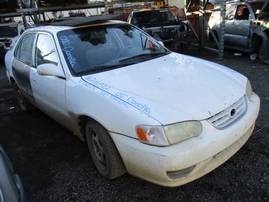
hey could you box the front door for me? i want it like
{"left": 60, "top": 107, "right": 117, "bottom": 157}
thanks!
{"left": 225, "top": 5, "right": 251, "bottom": 48}
{"left": 30, "top": 33, "right": 71, "bottom": 130}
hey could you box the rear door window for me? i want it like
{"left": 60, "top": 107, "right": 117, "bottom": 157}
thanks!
{"left": 14, "top": 33, "right": 35, "bottom": 65}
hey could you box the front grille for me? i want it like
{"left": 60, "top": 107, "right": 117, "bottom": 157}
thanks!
{"left": 207, "top": 96, "right": 247, "bottom": 129}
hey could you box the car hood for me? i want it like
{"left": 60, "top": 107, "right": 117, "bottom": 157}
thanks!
{"left": 82, "top": 53, "right": 246, "bottom": 124}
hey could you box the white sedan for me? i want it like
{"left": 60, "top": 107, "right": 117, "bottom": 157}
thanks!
{"left": 5, "top": 17, "right": 260, "bottom": 187}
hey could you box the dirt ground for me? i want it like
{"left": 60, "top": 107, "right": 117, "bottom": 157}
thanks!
{"left": 0, "top": 47, "right": 269, "bottom": 202}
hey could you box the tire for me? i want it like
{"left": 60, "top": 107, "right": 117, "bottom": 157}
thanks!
{"left": 13, "top": 83, "right": 36, "bottom": 112}
{"left": 85, "top": 120, "right": 126, "bottom": 180}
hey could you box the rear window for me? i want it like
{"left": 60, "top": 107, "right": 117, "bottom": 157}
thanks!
{"left": 131, "top": 10, "right": 177, "bottom": 27}
{"left": 251, "top": 2, "right": 269, "bottom": 18}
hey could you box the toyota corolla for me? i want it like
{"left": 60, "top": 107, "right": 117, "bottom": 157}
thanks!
{"left": 4, "top": 17, "right": 260, "bottom": 187}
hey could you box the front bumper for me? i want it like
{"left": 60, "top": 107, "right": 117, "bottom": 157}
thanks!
{"left": 111, "top": 93, "right": 260, "bottom": 187}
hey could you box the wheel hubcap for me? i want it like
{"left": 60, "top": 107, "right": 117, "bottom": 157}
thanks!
{"left": 92, "top": 132, "right": 106, "bottom": 170}
{"left": 15, "top": 87, "right": 26, "bottom": 109}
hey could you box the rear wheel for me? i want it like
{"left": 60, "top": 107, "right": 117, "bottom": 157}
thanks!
{"left": 13, "top": 82, "right": 36, "bottom": 112}
{"left": 85, "top": 120, "right": 126, "bottom": 179}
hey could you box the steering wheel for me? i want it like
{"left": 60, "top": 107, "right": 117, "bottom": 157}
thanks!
{"left": 116, "top": 47, "right": 132, "bottom": 58}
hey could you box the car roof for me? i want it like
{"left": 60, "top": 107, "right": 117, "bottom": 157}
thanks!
{"left": 49, "top": 14, "right": 120, "bottom": 26}
{"left": 209, "top": 0, "right": 265, "bottom": 3}
{"left": 24, "top": 17, "right": 127, "bottom": 33}
{"left": 209, "top": 0, "right": 266, "bottom": 5}
{"left": 131, "top": 9, "right": 170, "bottom": 13}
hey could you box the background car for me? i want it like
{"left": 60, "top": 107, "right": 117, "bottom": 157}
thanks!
{"left": 0, "top": 21, "right": 35, "bottom": 62}
{"left": 4, "top": 17, "right": 260, "bottom": 187}
{"left": 0, "top": 0, "right": 34, "bottom": 9}
{"left": 127, "top": 9, "right": 191, "bottom": 53}
{"left": 206, "top": 0, "right": 269, "bottom": 64}
{"left": 0, "top": 144, "right": 28, "bottom": 202}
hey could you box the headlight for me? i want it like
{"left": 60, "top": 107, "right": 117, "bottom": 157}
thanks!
{"left": 136, "top": 125, "right": 169, "bottom": 146}
{"left": 246, "top": 80, "right": 253, "bottom": 99}
{"left": 164, "top": 121, "right": 202, "bottom": 145}
{"left": 136, "top": 121, "right": 202, "bottom": 146}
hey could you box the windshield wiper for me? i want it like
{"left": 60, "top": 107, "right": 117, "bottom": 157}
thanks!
{"left": 119, "top": 52, "right": 167, "bottom": 63}
{"left": 76, "top": 52, "right": 168, "bottom": 75}
{"left": 76, "top": 63, "right": 135, "bottom": 75}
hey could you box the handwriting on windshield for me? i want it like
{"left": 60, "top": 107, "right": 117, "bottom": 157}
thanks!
{"left": 59, "top": 35, "right": 77, "bottom": 68}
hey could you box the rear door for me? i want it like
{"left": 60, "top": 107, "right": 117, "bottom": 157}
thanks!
{"left": 12, "top": 32, "right": 36, "bottom": 102}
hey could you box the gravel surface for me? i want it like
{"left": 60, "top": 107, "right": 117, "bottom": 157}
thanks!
{"left": 0, "top": 48, "right": 268, "bottom": 201}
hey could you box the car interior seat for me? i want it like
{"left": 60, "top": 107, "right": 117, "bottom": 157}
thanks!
{"left": 85, "top": 44, "right": 118, "bottom": 68}
{"left": 237, "top": 7, "right": 249, "bottom": 20}
{"left": 69, "top": 41, "right": 92, "bottom": 73}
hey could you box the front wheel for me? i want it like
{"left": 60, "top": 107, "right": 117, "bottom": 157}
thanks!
{"left": 85, "top": 120, "right": 126, "bottom": 179}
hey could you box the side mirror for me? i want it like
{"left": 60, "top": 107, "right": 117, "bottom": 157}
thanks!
{"left": 226, "top": 15, "right": 234, "bottom": 20}
{"left": 37, "top": 63, "right": 65, "bottom": 78}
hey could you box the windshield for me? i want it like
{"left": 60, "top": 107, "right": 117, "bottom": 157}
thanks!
{"left": 0, "top": 25, "right": 18, "bottom": 38}
{"left": 131, "top": 10, "right": 177, "bottom": 27}
{"left": 253, "top": 1, "right": 269, "bottom": 19}
{"left": 57, "top": 23, "right": 169, "bottom": 75}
